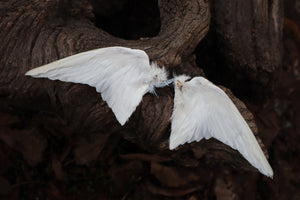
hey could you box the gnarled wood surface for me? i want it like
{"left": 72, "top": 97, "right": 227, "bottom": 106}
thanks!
{"left": 0, "top": 0, "right": 288, "bottom": 199}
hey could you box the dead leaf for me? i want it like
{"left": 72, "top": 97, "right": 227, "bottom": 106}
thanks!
{"left": 145, "top": 181, "right": 203, "bottom": 197}
{"left": 52, "top": 155, "right": 66, "bottom": 181}
{"left": 0, "top": 177, "right": 12, "bottom": 195}
{"left": 0, "top": 113, "right": 20, "bottom": 126}
{"left": 0, "top": 127, "right": 47, "bottom": 166}
{"left": 74, "top": 132, "right": 110, "bottom": 165}
{"left": 214, "top": 178, "right": 238, "bottom": 200}
{"left": 120, "top": 153, "right": 172, "bottom": 162}
{"left": 150, "top": 163, "right": 200, "bottom": 187}
{"left": 108, "top": 161, "right": 144, "bottom": 196}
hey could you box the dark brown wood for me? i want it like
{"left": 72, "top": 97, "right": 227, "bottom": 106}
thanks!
{"left": 211, "top": 0, "right": 283, "bottom": 90}
{"left": 0, "top": 0, "right": 285, "bottom": 199}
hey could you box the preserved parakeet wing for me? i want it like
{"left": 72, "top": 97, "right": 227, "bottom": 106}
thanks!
{"left": 170, "top": 75, "right": 273, "bottom": 178}
{"left": 26, "top": 46, "right": 171, "bottom": 125}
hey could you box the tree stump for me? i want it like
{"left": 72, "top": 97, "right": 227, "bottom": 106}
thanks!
{"left": 0, "top": 0, "right": 283, "bottom": 199}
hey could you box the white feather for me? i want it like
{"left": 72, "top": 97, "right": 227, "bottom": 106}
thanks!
{"left": 26, "top": 46, "right": 170, "bottom": 125}
{"left": 170, "top": 75, "right": 273, "bottom": 178}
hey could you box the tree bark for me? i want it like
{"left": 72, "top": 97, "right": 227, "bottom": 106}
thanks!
{"left": 0, "top": 0, "right": 283, "bottom": 199}
{"left": 211, "top": 0, "right": 283, "bottom": 94}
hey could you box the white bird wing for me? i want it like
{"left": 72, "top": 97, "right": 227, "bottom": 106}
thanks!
{"left": 170, "top": 76, "right": 273, "bottom": 178}
{"left": 26, "top": 46, "right": 158, "bottom": 125}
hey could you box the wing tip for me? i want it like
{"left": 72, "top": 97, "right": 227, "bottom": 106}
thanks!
{"left": 113, "top": 111, "right": 129, "bottom": 126}
{"left": 260, "top": 165, "right": 274, "bottom": 179}
{"left": 263, "top": 172, "right": 273, "bottom": 179}
{"left": 169, "top": 138, "right": 181, "bottom": 150}
{"left": 25, "top": 67, "right": 44, "bottom": 77}
{"left": 25, "top": 70, "right": 34, "bottom": 76}
{"left": 268, "top": 173, "right": 274, "bottom": 179}
{"left": 114, "top": 116, "right": 126, "bottom": 126}
{"left": 119, "top": 120, "right": 126, "bottom": 126}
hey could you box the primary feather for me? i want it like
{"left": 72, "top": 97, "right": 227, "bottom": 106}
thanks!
{"left": 170, "top": 75, "right": 273, "bottom": 178}
{"left": 26, "top": 46, "right": 170, "bottom": 125}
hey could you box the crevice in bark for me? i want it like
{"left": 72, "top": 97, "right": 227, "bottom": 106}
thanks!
{"left": 0, "top": 0, "right": 287, "bottom": 198}
{"left": 91, "top": 0, "right": 161, "bottom": 40}
{"left": 208, "top": 0, "right": 283, "bottom": 101}
{"left": 195, "top": 31, "right": 258, "bottom": 102}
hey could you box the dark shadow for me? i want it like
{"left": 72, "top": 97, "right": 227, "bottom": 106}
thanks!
{"left": 91, "top": 0, "right": 161, "bottom": 40}
{"left": 194, "top": 29, "right": 265, "bottom": 102}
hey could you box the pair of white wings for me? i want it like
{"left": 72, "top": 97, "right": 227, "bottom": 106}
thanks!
{"left": 25, "top": 46, "right": 273, "bottom": 178}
